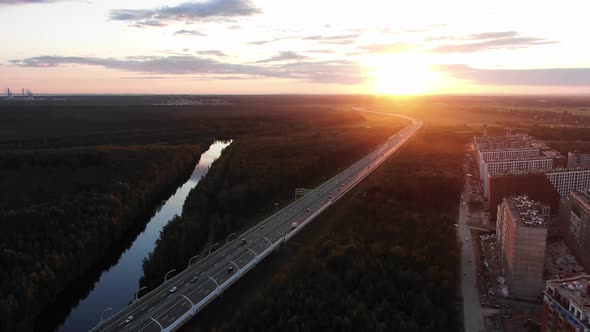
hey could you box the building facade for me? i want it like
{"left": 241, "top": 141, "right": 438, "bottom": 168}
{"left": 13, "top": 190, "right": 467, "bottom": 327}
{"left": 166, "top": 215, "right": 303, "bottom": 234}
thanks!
{"left": 560, "top": 191, "right": 590, "bottom": 271}
{"left": 478, "top": 147, "right": 540, "bottom": 179}
{"left": 496, "top": 196, "right": 549, "bottom": 298}
{"left": 483, "top": 157, "right": 554, "bottom": 197}
{"left": 474, "top": 134, "right": 533, "bottom": 163}
{"left": 568, "top": 152, "right": 590, "bottom": 169}
{"left": 543, "top": 150, "right": 567, "bottom": 169}
{"left": 546, "top": 169, "right": 590, "bottom": 197}
{"left": 541, "top": 275, "right": 590, "bottom": 332}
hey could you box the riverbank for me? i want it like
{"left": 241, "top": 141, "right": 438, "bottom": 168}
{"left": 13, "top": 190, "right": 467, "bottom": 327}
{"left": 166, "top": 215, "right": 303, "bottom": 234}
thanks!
{"left": 44, "top": 141, "right": 231, "bottom": 332}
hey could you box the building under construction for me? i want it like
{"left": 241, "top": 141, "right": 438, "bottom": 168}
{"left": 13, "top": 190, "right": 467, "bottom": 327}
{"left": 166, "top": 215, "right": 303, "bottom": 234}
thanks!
{"left": 496, "top": 195, "right": 549, "bottom": 298}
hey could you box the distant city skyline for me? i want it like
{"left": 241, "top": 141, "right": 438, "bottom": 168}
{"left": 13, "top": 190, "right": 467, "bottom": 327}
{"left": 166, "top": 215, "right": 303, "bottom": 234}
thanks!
{"left": 1, "top": 0, "right": 590, "bottom": 94}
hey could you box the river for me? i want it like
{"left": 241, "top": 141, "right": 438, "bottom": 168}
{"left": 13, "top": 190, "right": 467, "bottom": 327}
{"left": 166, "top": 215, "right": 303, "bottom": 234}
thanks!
{"left": 55, "top": 140, "right": 232, "bottom": 332}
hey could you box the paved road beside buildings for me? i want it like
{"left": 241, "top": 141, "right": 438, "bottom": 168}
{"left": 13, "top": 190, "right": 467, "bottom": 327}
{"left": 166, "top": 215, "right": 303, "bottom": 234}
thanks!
{"left": 459, "top": 175, "right": 485, "bottom": 332}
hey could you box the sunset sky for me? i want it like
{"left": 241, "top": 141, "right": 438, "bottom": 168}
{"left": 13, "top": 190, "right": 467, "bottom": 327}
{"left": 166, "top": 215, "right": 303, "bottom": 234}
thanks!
{"left": 1, "top": 0, "right": 589, "bottom": 95}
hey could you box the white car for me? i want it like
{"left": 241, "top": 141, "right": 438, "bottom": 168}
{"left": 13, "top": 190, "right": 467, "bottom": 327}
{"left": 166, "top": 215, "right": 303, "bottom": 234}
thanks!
{"left": 169, "top": 286, "right": 177, "bottom": 293}
{"left": 124, "top": 316, "right": 134, "bottom": 325}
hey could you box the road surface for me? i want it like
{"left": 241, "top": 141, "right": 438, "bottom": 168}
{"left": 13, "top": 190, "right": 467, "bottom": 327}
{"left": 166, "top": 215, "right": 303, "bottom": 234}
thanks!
{"left": 459, "top": 176, "right": 485, "bottom": 332}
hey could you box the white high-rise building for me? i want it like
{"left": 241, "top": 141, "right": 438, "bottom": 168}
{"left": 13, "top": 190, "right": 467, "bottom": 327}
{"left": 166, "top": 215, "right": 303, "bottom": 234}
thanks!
{"left": 546, "top": 168, "right": 590, "bottom": 197}
{"left": 478, "top": 148, "right": 540, "bottom": 179}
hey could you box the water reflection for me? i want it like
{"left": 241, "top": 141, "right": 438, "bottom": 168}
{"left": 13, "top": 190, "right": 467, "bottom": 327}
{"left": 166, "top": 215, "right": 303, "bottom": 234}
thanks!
{"left": 56, "top": 140, "right": 232, "bottom": 332}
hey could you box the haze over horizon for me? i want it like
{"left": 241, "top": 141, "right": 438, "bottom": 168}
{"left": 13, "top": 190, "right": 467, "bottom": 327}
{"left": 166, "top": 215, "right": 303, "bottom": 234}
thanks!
{"left": 2, "top": 0, "right": 590, "bottom": 95}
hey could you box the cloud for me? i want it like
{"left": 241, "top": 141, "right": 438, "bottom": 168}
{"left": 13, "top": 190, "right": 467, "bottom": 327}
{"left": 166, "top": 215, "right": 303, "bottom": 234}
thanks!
{"left": 247, "top": 30, "right": 351, "bottom": 46}
{"left": 429, "top": 31, "right": 557, "bottom": 53}
{"left": 360, "top": 42, "right": 416, "bottom": 53}
{"left": 437, "top": 64, "right": 590, "bottom": 86}
{"left": 255, "top": 51, "right": 306, "bottom": 63}
{"left": 0, "top": 0, "right": 65, "bottom": 4}
{"left": 248, "top": 36, "right": 296, "bottom": 45}
{"left": 278, "top": 59, "right": 365, "bottom": 84}
{"left": 11, "top": 55, "right": 263, "bottom": 75}
{"left": 197, "top": 50, "right": 227, "bottom": 57}
{"left": 302, "top": 34, "right": 359, "bottom": 45}
{"left": 465, "top": 31, "right": 518, "bottom": 40}
{"left": 109, "top": 0, "right": 261, "bottom": 27}
{"left": 10, "top": 55, "right": 365, "bottom": 84}
{"left": 404, "top": 28, "right": 428, "bottom": 33}
{"left": 305, "top": 49, "right": 335, "bottom": 54}
{"left": 173, "top": 29, "right": 207, "bottom": 36}
{"left": 120, "top": 75, "right": 250, "bottom": 80}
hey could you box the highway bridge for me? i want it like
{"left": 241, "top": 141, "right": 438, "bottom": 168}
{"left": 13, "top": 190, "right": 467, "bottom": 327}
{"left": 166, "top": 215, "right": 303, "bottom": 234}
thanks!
{"left": 90, "top": 111, "right": 422, "bottom": 332}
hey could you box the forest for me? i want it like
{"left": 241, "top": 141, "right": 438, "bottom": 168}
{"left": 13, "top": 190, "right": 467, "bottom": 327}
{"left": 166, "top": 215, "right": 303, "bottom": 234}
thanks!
{"left": 181, "top": 126, "right": 467, "bottom": 332}
{"left": 3, "top": 94, "right": 559, "bottom": 331}
{"left": 139, "top": 109, "right": 404, "bottom": 289}
{"left": 0, "top": 143, "right": 205, "bottom": 331}
{"left": 0, "top": 96, "right": 402, "bottom": 331}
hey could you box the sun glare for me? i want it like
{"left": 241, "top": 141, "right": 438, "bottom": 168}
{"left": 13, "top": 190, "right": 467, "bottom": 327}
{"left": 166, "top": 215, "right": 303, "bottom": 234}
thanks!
{"left": 366, "top": 56, "right": 440, "bottom": 95}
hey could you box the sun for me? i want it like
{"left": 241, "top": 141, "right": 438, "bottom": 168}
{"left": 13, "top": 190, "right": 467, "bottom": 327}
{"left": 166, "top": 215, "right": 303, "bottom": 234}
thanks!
{"left": 366, "top": 56, "right": 440, "bottom": 95}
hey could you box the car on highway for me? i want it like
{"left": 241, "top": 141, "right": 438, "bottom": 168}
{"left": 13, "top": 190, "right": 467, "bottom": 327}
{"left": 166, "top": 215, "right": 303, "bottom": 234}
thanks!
{"left": 169, "top": 286, "right": 177, "bottom": 293}
{"left": 291, "top": 222, "right": 298, "bottom": 229}
{"left": 190, "top": 275, "right": 198, "bottom": 283}
{"left": 306, "top": 208, "right": 310, "bottom": 212}
{"left": 124, "top": 316, "right": 134, "bottom": 325}
{"left": 240, "top": 238, "right": 247, "bottom": 245}
{"left": 227, "top": 266, "right": 234, "bottom": 273}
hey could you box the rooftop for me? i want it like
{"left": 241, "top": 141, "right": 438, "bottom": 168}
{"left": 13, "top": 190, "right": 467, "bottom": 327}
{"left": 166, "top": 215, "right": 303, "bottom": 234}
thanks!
{"left": 569, "top": 152, "right": 590, "bottom": 157}
{"left": 474, "top": 134, "right": 533, "bottom": 144}
{"left": 531, "top": 140, "right": 551, "bottom": 150}
{"left": 482, "top": 155, "right": 553, "bottom": 164}
{"left": 489, "top": 169, "right": 548, "bottom": 177}
{"left": 542, "top": 150, "right": 565, "bottom": 159}
{"left": 479, "top": 147, "right": 539, "bottom": 153}
{"left": 475, "top": 142, "right": 532, "bottom": 152}
{"left": 546, "top": 275, "right": 590, "bottom": 312}
{"left": 488, "top": 167, "right": 590, "bottom": 177}
{"left": 547, "top": 167, "right": 590, "bottom": 174}
{"left": 570, "top": 190, "right": 590, "bottom": 212}
{"left": 505, "top": 195, "right": 548, "bottom": 227}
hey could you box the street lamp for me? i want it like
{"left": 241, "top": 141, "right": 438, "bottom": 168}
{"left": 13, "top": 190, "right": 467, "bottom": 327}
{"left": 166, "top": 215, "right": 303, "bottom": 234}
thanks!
{"left": 188, "top": 255, "right": 199, "bottom": 268}
{"left": 208, "top": 243, "right": 219, "bottom": 255}
{"left": 226, "top": 232, "right": 236, "bottom": 244}
{"left": 100, "top": 307, "right": 112, "bottom": 322}
{"left": 134, "top": 287, "right": 147, "bottom": 301}
{"left": 164, "top": 269, "right": 176, "bottom": 282}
